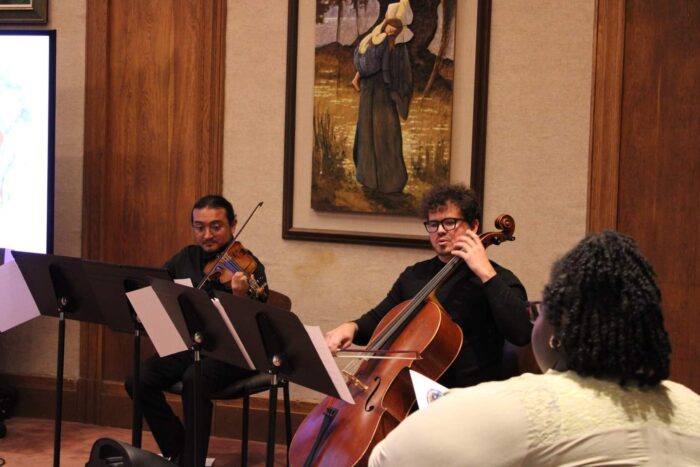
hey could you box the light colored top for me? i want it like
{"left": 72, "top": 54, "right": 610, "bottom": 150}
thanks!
{"left": 369, "top": 371, "right": 700, "bottom": 467}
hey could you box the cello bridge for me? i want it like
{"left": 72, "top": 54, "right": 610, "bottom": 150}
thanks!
{"left": 343, "top": 371, "right": 368, "bottom": 391}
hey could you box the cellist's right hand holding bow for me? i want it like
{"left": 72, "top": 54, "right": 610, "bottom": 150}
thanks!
{"left": 325, "top": 322, "right": 359, "bottom": 356}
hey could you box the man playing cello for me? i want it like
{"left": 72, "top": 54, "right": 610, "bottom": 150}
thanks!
{"left": 325, "top": 183, "right": 531, "bottom": 388}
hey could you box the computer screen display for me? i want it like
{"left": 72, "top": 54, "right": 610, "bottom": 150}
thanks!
{"left": 0, "top": 29, "right": 56, "bottom": 260}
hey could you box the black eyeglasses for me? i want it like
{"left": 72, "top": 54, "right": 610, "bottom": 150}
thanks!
{"left": 192, "top": 221, "right": 226, "bottom": 234}
{"left": 423, "top": 218, "right": 465, "bottom": 233}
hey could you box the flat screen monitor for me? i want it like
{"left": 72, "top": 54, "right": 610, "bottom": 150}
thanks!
{"left": 0, "top": 29, "right": 56, "bottom": 263}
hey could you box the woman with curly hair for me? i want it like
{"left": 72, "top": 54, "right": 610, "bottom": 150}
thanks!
{"left": 370, "top": 231, "right": 700, "bottom": 466}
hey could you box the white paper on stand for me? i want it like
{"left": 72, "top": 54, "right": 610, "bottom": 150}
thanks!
{"left": 126, "top": 286, "right": 188, "bottom": 357}
{"left": 0, "top": 260, "right": 41, "bottom": 332}
{"left": 211, "top": 297, "right": 255, "bottom": 370}
{"left": 304, "top": 324, "right": 355, "bottom": 404}
{"left": 409, "top": 369, "right": 449, "bottom": 410}
{"left": 174, "top": 278, "right": 193, "bottom": 287}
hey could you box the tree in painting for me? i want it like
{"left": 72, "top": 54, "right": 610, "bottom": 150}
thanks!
{"left": 312, "top": 0, "right": 457, "bottom": 216}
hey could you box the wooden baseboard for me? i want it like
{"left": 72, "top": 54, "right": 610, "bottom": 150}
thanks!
{"left": 0, "top": 373, "right": 82, "bottom": 422}
{"left": 1, "top": 373, "right": 317, "bottom": 443}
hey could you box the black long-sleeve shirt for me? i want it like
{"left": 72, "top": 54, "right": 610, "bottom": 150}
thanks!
{"left": 353, "top": 256, "right": 530, "bottom": 387}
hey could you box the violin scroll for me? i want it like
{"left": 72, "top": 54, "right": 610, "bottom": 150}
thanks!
{"left": 479, "top": 214, "right": 515, "bottom": 248}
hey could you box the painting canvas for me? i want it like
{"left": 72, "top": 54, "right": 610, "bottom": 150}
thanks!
{"left": 312, "top": 0, "right": 457, "bottom": 216}
{"left": 283, "top": 0, "right": 485, "bottom": 248}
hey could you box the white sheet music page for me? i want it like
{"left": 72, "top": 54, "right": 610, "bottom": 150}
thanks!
{"left": 211, "top": 297, "right": 255, "bottom": 370}
{"left": 409, "top": 369, "right": 450, "bottom": 410}
{"left": 304, "top": 324, "right": 355, "bottom": 404}
{"left": 0, "top": 260, "right": 40, "bottom": 332}
{"left": 126, "top": 286, "right": 188, "bottom": 356}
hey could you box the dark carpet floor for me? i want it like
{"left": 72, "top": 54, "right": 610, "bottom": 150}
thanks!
{"left": 0, "top": 417, "right": 287, "bottom": 466}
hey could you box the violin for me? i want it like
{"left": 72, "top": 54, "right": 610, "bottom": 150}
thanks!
{"left": 197, "top": 240, "right": 266, "bottom": 298}
{"left": 289, "top": 215, "right": 516, "bottom": 466}
{"left": 196, "top": 201, "right": 266, "bottom": 299}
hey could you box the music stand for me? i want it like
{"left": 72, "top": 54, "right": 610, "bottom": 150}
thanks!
{"left": 213, "top": 291, "right": 353, "bottom": 467}
{"left": 128, "top": 278, "right": 256, "bottom": 467}
{"left": 130, "top": 279, "right": 352, "bottom": 467}
{"left": 11, "top": 251, "right": 107, "bottom": 467}
{"left": 81, "top": 260, "right": 172, "bottom": 448}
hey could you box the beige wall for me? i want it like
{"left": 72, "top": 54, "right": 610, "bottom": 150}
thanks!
{"left": 484, "top": 0, "right": 594, "bottom": 294}
{"left": 1, "top": 0, "right": 594, "bottom": 401}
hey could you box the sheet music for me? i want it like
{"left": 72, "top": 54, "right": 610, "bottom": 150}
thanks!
{"left": 211, "top": 297, "right": 255, "bottom": 370}
{"left": 0, "top": 260, "right": 40, "bottom": 331}
{"left": 409, "top": 369, "right": 449, "bottom": 410}
{"left": 126, "top": 286, "right": 188, "bottom": 356}
{"left": 304, "top": 324, "right": 355, "bottom": 404}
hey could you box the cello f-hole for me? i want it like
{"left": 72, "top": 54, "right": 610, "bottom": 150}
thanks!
{"left": 364, "top": 376, "right": 382, "bottom": 412}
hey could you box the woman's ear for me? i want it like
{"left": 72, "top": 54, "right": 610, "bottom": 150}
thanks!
{"left": 532, "top": 312, "right": 560, "bottom": 373}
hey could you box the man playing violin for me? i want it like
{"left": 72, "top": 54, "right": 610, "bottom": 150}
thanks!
{"left": 325, "top": 183, "right": 531, "bottom": 388}
{"left": 125, "top": 194, "right": 269, "bottom": 466}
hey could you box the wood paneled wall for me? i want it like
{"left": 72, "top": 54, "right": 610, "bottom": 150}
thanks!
{"left": 81, "top": 0, "right": 227, "bottom": 424}
{"left": 590, "top": 0, "right": 700, "bottom": 392}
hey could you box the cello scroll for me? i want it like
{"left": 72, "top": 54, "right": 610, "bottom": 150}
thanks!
{"left": 479, "top": 214, "right": 515, "bottom": 247}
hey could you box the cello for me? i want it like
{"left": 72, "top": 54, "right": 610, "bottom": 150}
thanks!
{"left": 289, "top": 215, "right": 517, "bottom": 466}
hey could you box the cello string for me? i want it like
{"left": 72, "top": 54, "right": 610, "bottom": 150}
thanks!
{"left": 367, "top": 256, "right": 461, "bottom": 351}
{"left": 341, "top": 256, "right": 463, "bottom": 378}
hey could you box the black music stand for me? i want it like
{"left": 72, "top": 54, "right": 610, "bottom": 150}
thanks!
{"left": 139, "top": 279, "right": 255, "bottom": 467}
{"left": 133, "top": 279, "right": 351, "bottom": 467}
{"left": 213, "top": 291, "right": 352, "bottom": 467}
{"left": 81, "top": 260, "right": 172, "bottom": 448}
{"left": 12, "top": 251, "right": 107, "bottom": 467}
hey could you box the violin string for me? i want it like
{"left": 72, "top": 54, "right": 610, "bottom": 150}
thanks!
{"left": 221, "top": 257, "right": 261, "bottom": 290}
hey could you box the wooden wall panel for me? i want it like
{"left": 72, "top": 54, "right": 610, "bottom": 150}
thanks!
{"left": 82, "top": 0, "right": 226, "bottom": 424}
{"left": 588, "top": 0, "right": 625, "bottom": 232}
{"left": 590, "top": 0, "right": 700, "bottom": 392}
{"left": 617, "top": 0, "right": 700, "bottom": 391}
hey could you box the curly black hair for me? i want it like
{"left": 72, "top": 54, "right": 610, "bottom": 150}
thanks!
{"left": 421, "top": 183, "right": 481, "bottom": 226}
{"left": 542, "top": 230, "right": 671, "bottom": 387}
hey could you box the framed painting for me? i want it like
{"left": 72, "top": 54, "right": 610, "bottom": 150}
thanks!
{"left": 283, "top": 0, "right": 491, "bottom": 248}
{"left": 0, "top": 0, "right": 48, "bottom": 24}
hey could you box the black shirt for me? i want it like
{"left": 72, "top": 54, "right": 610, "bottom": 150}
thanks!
{"left": 353, "top": 256, "right": 530, "bottom": 387}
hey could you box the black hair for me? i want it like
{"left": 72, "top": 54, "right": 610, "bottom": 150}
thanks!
{"left": 421, "top": 183, "right": 481, "bottom": 226}
{"left": 191, "top": 195, "right": 236, "bottom": 224}
{"left": 542, "top": 230, "right": 671, "bottom": 387}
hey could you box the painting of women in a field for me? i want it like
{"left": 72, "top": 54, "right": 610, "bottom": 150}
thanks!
{"left": 312, "top": 0, "right": 456, "bottom": 216}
